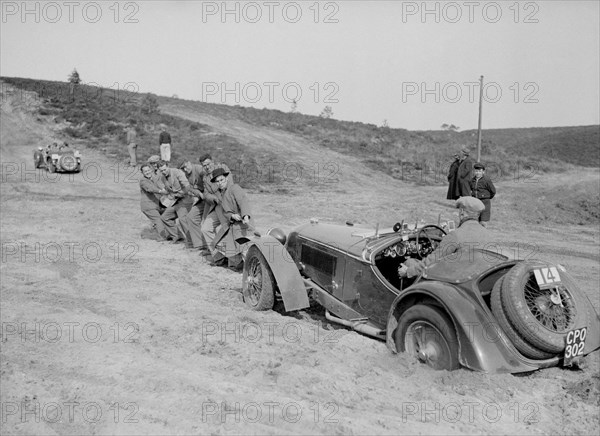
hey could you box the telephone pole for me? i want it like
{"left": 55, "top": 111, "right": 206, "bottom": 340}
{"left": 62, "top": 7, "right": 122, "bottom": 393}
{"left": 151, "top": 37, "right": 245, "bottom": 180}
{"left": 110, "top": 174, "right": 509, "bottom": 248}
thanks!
{"left": 476, "top": 75, "right": 484, "bottom": 162}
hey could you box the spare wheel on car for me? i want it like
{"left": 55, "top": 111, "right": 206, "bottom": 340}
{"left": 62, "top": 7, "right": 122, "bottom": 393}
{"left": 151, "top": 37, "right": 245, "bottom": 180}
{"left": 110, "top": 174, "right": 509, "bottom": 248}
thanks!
{"left": 60, "top": 154, "right": 78, "bottom": 171}
{"left": 499, "top": 262, "right": 590, "bottom": 353}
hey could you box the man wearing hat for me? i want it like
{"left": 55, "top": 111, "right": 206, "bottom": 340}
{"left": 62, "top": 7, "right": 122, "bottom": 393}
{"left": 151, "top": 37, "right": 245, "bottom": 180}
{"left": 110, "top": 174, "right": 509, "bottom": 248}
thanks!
{"left": 455, "top": 146, "right": 475, "bottom": 197}
{"left": 398, "top": 197, "right": 493, "bottom": 278}
{"left": 199, "top": 154, "right": 232, "bottom": 263}
{"left": 147, "top": 155, "right": 161, "bottom": 175}
{"left": 470, "top": 162, "right": 496, "bottom": 227}
{"left": 209, "top": 167, "right": 254, "bottom": 269}
{"left": 139, "top": 163, "right": 168, "bottom": 239}
{"left": 446, "top": 151, "right": 461, "bottom": 200}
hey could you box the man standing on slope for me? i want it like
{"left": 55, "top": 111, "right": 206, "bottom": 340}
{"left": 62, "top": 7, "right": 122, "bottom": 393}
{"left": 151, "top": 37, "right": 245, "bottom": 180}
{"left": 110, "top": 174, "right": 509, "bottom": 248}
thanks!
{"left": 159, "top": 125, "right": 172, "bottom": 164}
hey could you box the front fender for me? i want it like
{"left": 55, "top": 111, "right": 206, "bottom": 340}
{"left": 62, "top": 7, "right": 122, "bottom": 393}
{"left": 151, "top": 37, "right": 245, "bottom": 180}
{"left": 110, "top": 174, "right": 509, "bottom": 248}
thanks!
{"left": 243, "top": 235, "right": 310, "bottom": 312}
{"left": 386, "top": 282, "right": 550, "bottom": 373}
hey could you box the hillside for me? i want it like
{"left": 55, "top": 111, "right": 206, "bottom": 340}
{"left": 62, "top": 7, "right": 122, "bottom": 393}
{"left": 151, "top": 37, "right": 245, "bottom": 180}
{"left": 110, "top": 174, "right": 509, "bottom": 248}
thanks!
{"left": 3, "top": 77, "right": 599, "bottom": 185}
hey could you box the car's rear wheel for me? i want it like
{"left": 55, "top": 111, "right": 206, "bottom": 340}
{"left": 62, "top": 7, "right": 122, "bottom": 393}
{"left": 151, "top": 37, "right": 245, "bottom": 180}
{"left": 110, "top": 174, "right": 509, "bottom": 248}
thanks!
{"left": 47, "top": 160, "right": 56, "bottom": 173}
{"left": 501, "top": 262, "right": 589, "bottom": 353}
{"left": 242, "top": 246, "right": 275, "bottom": 311}
{"left": 491, "top": 276, "right": 556, "bottom": 360}
{"left": 395, "top": 304, "right": 459, "bottom": 371}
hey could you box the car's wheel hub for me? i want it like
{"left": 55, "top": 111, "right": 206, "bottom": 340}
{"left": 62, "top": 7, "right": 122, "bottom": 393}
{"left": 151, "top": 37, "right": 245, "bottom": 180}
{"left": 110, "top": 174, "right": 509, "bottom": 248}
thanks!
{"left": 246, "top": 258, "right": 262, "bottom": 304}
{"left": 525, "top": 280, "right": 575, "bottom": 332}
{"left": 405, "top": 322, "right": 449, "bottom": 369}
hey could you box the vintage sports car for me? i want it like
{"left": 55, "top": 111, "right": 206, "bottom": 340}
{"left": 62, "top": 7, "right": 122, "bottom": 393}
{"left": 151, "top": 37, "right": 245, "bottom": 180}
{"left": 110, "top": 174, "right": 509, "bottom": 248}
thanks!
{"left": 241, "top": 219, "right": 600, "bottom": 373}
{"left": 34, "top": 143, "right": 81, "bottom": 173}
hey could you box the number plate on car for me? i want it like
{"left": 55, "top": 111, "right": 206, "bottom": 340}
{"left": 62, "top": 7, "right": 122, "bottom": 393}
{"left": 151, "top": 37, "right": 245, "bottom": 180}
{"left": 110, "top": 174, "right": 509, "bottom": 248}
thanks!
{"left": 564, "top": 327, "right": 587, "bottom": 366}
{"left": 533, "top": 267, "right": 562, "bottom": 290}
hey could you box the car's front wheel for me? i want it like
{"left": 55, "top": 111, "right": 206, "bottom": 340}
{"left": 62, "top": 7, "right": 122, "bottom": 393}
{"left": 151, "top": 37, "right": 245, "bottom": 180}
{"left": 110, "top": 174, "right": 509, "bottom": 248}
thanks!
{"left": 395, "top": 304, "right": 460, "bottom": 371}
{"left": 242, "top": 246, "right": 276, "bottom": 311}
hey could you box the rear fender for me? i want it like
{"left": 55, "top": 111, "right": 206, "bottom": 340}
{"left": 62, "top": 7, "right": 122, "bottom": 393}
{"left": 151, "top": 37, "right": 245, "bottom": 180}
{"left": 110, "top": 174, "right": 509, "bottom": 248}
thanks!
{"left": 386, "top": 282, "right": 547, "bottom": 373}
{"left": 243, "top": 235, "right": 310, "bottom": 312}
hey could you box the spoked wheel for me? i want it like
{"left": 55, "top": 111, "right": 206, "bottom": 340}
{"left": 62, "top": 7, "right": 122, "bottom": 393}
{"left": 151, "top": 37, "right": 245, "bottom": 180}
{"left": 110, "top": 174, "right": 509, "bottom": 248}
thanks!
{"left": 395, "top": 304, "right": 459, "bottom": 371}
{"left": 242, "top": 246, "right": 275, "bottom": 311}
{"left": 501, "top": 262, "right": 589, "bottom": 353}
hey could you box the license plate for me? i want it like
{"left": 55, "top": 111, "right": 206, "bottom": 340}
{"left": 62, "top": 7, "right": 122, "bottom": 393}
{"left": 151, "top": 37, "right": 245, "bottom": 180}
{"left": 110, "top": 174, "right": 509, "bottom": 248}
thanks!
{"left": 564, "top": 327, "right": 587, "bottom": 366}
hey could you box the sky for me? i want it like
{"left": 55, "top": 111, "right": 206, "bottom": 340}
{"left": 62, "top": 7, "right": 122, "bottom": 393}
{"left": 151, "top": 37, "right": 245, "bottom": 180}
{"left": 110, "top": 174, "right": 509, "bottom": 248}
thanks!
{"left": 1, "top": 0, "right": 599, "bottom": 130}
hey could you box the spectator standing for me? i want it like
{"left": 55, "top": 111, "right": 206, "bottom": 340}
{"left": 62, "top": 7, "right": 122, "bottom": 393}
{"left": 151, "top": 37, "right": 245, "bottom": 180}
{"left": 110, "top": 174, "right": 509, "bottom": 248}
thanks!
{"left": 126, "top": 125, "right": 137, "bottom": 167}
{"left": 159, "top": 125, "right": 172, "bottom": 163}
{"left": 446, "top": 151, "right": 460, "bottom": 200}
{"left": 455, "top": 146, "right": 475, "bottom": 197}
{"left": 470, "top": 163, "right": 496, "bottom": 227}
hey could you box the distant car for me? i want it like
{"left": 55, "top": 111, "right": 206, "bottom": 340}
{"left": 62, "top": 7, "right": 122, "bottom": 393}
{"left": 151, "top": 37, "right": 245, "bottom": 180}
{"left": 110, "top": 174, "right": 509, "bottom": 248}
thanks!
{"left": 241, "top": 219, "right": 600, "bottom": 373}
{"left": 34, "top": 143, "right": 81, "bottom": 173}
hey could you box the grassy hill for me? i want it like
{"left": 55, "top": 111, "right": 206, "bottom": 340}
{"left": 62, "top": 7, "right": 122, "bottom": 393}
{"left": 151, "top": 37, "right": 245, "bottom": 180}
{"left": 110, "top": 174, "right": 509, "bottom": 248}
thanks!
{"left": 3, "top": 76, "right": 599, "bottom": 189}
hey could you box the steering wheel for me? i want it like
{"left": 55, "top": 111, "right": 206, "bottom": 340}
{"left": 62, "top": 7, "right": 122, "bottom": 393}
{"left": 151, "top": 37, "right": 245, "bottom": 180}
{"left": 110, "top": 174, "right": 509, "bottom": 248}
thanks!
{"left": 415, "top": 225, "right": 447, "bottom": 259}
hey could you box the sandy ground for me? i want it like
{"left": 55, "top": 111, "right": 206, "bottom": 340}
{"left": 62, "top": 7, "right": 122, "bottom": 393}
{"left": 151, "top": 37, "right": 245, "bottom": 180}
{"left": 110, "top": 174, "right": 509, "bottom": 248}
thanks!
{"left": 1, "top": 84, "right": 599, "bottom": 435}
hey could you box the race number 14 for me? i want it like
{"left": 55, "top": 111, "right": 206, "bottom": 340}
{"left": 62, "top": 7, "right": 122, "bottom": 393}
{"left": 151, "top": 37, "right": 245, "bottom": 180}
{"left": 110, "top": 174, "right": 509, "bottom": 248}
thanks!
{"left": 533, "top": 267, "right": 561, "bottom": 289}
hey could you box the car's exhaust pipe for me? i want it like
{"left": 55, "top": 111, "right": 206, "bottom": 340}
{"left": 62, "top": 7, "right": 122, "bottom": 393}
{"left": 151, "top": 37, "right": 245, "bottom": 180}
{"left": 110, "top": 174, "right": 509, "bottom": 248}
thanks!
{"left": 325, "top": 310, "right": 386, "bottom": 339}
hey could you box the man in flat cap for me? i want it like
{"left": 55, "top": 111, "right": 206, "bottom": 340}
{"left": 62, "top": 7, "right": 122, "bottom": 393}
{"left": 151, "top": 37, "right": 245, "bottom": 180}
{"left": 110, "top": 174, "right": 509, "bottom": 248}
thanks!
{"left": 209, "top": 167, "right": 254, "bottom": 270}
{"left": 199, "top": 153, "right": 232, "bottom": 263}
{"left": 398, "top": 196, "right": 493, "bottom": 278}
{"left": 470, "top": 162, "right": 496, "bottom": 227}
{"left": 455, "top": 146, "right": 475, "bottom": 198}
{"left": 147, "top": 155, "right": 161, "bottom": 176}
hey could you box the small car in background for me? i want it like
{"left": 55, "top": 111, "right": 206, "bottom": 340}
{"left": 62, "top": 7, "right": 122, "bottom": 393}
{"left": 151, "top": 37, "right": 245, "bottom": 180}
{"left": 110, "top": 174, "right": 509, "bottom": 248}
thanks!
{"left": 34, "top": 143, "right": 82, "bottom": 173}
